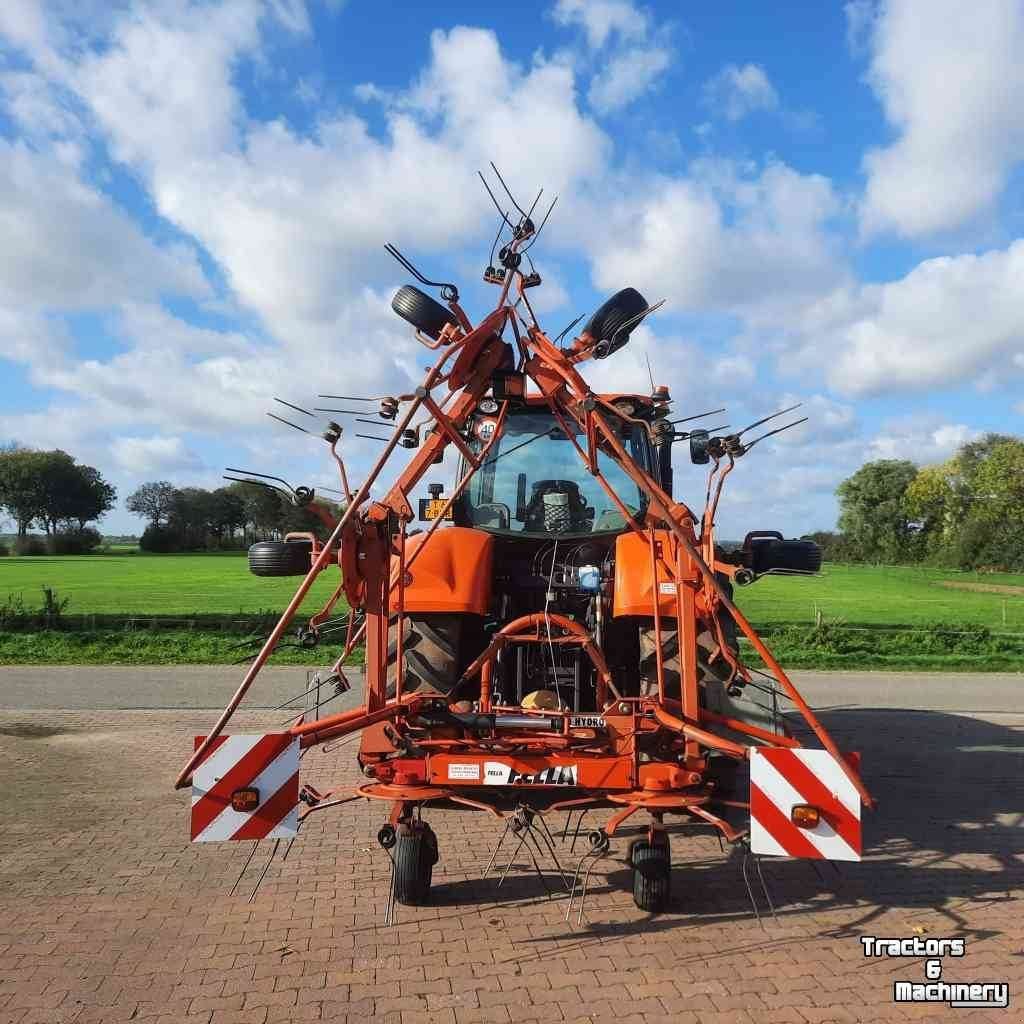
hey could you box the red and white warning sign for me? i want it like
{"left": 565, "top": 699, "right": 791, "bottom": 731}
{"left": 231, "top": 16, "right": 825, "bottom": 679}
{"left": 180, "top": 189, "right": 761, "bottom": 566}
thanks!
{"left": 191, "top": 734, "right": 299, "bottom": 843}
{"left": 750, "top": 748, "right": 861, "bottom": 861}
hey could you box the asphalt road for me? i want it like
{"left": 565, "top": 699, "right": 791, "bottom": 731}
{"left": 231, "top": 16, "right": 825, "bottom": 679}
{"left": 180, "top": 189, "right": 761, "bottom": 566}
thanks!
{"left": 0, "top": 663, "right": 1020, "bottom": 713}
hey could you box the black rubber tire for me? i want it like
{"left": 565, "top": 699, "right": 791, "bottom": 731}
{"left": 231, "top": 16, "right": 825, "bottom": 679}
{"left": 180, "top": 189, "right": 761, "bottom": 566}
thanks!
{"left": 750, "top": 539, "right": 822, "bottom": 575}
{"left": 639, "top": 577, "right": 738, "bottom": 696}
{"left": 393, "top": 825, "right": 438, "bottom": 906}
{"left": 247, "top": 540, "right": 312, "bottom": 577}
{"left": 392, "top": 285, "right": 457, "bottom": 340}
{"left": 630, "top": 837, "right": 671, "bottom": 912}
{"left": 386, "top": 614, "right": 461, "bottom": 697}
{"left": 585, "top": 287, "right": 648, "bottom": 354}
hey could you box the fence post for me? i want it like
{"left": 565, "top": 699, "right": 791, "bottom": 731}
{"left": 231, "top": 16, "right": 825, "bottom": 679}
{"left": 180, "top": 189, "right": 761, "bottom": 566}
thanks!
{"left": 1003, "top": 601, "right": 1008, "bottom": 628}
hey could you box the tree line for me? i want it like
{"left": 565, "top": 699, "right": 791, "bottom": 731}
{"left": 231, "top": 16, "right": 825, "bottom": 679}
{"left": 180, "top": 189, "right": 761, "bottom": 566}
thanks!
{"left": 127, "top": 480, "right": 339, "bottom": 552}
{"left": 816, "top": 433, "right": 1024, "bottom": 570}
{"left": 0, "top": 447, "right": 116, "bottom": 554}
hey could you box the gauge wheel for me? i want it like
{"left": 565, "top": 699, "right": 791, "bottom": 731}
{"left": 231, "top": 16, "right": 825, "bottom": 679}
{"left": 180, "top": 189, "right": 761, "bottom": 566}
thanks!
{"left": 629, "top": 835, "right": 671, "bottom": 912}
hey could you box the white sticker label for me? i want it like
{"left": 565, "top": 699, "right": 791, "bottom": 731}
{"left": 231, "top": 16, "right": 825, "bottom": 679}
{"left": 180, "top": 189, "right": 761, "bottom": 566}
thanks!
{"left": 483, "top": 762, "right": 578, "bottom": 786}
{"left": 658, "top": 581, "right": 677, "bottom": 594}
{"left": 447, "top": 763, "right": 481, "bottom": 781}
{"left": 569, "top": 716, "right": 606, "bottom": 729}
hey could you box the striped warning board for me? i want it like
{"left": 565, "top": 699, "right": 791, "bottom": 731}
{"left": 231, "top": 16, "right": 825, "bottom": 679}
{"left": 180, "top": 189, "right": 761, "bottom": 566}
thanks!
{"left": 749, "top": 748, "right": 861, "bottom": 861}
{"left": 191, "top": 734, "right": 299, "bottom": 842}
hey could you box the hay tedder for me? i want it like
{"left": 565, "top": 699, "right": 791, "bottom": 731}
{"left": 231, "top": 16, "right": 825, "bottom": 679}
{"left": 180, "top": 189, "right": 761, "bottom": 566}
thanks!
{"left": 177, "top": 170, "right": 872, "bottom": 918}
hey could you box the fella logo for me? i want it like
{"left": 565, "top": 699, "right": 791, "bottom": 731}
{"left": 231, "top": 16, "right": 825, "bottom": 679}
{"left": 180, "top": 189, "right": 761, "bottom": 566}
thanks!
{"left": 483, "top": 762, "right": 578, "bottom": 786}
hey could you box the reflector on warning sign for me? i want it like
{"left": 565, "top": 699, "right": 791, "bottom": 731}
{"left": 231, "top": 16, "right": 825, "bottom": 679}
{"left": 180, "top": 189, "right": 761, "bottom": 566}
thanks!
{"left": 750, "top": 748, "right": 861, "bottom": 862}
{"left": 191, "top": 734, "right": 299, "bottom": 842}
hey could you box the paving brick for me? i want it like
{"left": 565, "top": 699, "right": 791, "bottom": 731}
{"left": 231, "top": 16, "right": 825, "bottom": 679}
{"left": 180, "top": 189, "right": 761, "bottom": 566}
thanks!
{"left": 2, "top": 705, "right": 1021, "bottom": 1024}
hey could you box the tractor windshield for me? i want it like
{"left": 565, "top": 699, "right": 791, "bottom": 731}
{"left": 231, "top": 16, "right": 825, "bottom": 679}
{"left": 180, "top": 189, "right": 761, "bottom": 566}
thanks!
{"left": 462, "top": 410, "right": 651, "bottom": 536}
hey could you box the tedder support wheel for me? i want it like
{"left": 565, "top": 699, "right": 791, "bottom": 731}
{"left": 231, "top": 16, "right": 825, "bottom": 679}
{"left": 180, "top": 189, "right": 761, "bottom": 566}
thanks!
{"left": 387, "top": 614, "right": 462, "bottom": 697}
{"left": 391, "top": 285, "right": 458, "bottom": 341}
{"left": 393, "top": 824, "right": 439, "bottom": 906}
{"left": 629, "top": 835, "right": 671, "bottom": 912}
{"left": 247, "top": 539, "right": 312, "bottom": 577}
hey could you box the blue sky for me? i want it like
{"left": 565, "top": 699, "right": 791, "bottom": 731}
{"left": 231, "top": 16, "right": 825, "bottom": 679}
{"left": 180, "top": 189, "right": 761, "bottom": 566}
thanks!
{"left": 1, "top": 0, "right": 1023, "bottom": 537}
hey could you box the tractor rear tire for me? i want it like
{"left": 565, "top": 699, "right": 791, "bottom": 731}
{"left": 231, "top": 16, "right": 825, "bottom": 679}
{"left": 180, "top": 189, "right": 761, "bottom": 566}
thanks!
{"left": 629, "top": 836, "right": 671, "bottom": 912}
{"left": 393, "top": 824, "right": 438, "bottom": 906}
{"left": 387, "top": 614, "right": 461, "bottom": 697}
{"left": 392, "top": 285, "right": 457, "bottom": 341}
{"left": 247, "top": 540, "right": 312, "bottom": 577}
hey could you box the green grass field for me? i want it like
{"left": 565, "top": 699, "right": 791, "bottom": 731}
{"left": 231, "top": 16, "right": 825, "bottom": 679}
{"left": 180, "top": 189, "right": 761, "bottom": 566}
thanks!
{"left": 0, "top": 552, "right": 340, "bottom": 615}
{"left": 2, "top": 553, "right": 1024, "bottom": 668}
{"left": 736, "top": 563, "right": 1024, "bottom": 630}
{"left": 3, "top": 554, "right": 1023, "bottom": 626}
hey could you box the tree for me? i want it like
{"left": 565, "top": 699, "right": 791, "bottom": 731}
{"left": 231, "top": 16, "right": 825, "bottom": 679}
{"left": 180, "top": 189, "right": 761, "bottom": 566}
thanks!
{"left": 126, "top": 481, "right": 177, "bottom": 527}
{"left": 58, "top": 464, "right": 116, "bottom": 530}
{"left": 209, "top": 487, "right": 247, "bottom": 544}
{"left": 836, "top": 459, "right": 919, "bottom": 563}
{"left": 0, "top": 448, "right": 114, "bottom": 537}
{"left": 903, "top": 461, "right": 961, "bottom": 552}
{"left": 0, "top": 448, "right": 48, "bottom": 536}
{"left": 169, "top": 487, "right": 218, "bottom": 549}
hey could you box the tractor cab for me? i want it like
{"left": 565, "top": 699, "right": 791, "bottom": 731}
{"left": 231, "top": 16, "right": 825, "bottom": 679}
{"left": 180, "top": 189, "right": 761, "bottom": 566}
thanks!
{"left": 452, "top": 397, "right": 660, "bottom": 537}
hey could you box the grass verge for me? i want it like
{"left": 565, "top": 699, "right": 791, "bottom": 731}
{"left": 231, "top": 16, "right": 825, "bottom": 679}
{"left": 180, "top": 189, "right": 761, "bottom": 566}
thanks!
{"left": 0, "top": 630, "right": 363, "bottom": 666}
{"left": 3, "top": 621, "right": 1022, "bottom": 670}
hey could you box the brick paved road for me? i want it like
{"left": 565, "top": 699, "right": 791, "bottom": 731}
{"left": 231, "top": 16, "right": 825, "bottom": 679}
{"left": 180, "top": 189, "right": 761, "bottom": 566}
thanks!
{"left": 1, "top": 665, "right": 1021, "bottom": 712}
{"left": 1, "top": 688, "right": 1021, "bottom": 1021}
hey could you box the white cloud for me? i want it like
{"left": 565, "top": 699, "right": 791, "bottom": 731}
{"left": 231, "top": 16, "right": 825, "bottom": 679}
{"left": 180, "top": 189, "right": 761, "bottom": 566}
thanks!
{"left": 867, "top": 416, "right": 980, "bottom": 464}
{"left": 588, "top": 160, "right": 844, "bottom": 316}
{"left": 0, "top": 139, "right": 208, "bottom": 309}
{"left": 702, "top": 63, "right": 778, "bottom": 122}
{"left": 588, "top": 44, "right": 670, "bottom": 114}
{"left": 710, "top": 354, "right": 755, "bottom": 389}
{"left": 550, "top": 0, "right": 648, "bottom": 50}
{"left": 111, "top": 435, "right": 204, "bottom": 474}
{"left": 551, "top": 0, "right": 670, "bottom": 113}
{"left": 859, "top": 0, "right": 1024, "bottom": 238}
{"left": 267, "top": 0, "right": 310, "bottom": 34}
{"left": 820, "top": 240, "right": 1024, "bottom": 396}
{"left": 75, "top": 0, "right": 263, "bottom": 170}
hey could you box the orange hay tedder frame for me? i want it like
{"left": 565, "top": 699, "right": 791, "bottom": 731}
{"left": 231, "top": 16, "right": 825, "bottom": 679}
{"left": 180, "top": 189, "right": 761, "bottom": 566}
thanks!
{"left": 178, "top": 168, "right": 873, "bottom": 919}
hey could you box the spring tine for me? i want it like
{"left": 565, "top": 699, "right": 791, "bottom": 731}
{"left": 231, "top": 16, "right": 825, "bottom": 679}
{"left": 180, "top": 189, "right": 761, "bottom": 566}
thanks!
{"left": 741, "top": 848, "right": 762, "bottom": 927}
{"left": 578, "top": 851, "right": 602, "bottom": 928}
{"left": 570, "top": 809, "right": 589, "bottom": 853}
{"left": 229, "top": 841, "right": 260, "bottom": 896}
{"left": 742, "top": 417, "right": 810, "bottom": 451}
{"left": 267, "top": 412, "right": 312, "bottom": 434}
{"left": 248, "top": 838, "right": 281, "bottom": 904}
{"left": 755, "top": 856, "right": 779, "bottom": 925}
{"left": 736, "top": 402, "right": 803, "bottom": 438}
{"left": 274, "top": 397, "right": 315, "bottom": 418}
{"left": 533, "top": 815, "right": 570, "bottom": 890}
{"left": 520, "top": 826, "right": 553, "bottom": 897}
{"left": 383, "top": 848, "right": 397, "bottom": 927}
{"left": 497, "top": 826, "right": 530, "bottom": 889}
{"left": 521, "top": 194, "right": 558, "bottom": 252}
{"left": 356, "top": 433, "right": 391, "bottom": 443}
{"left": 671, "top": 407, "right": 726, "bottom": 426}
{"left": 565, "top": 850, "right": 590, "bottom": 922}
{"left": 484, "top": 818, "right": 514, "bottom": 877}
{"left": 313, "top": 407, "right": 368, "bottom": 415}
